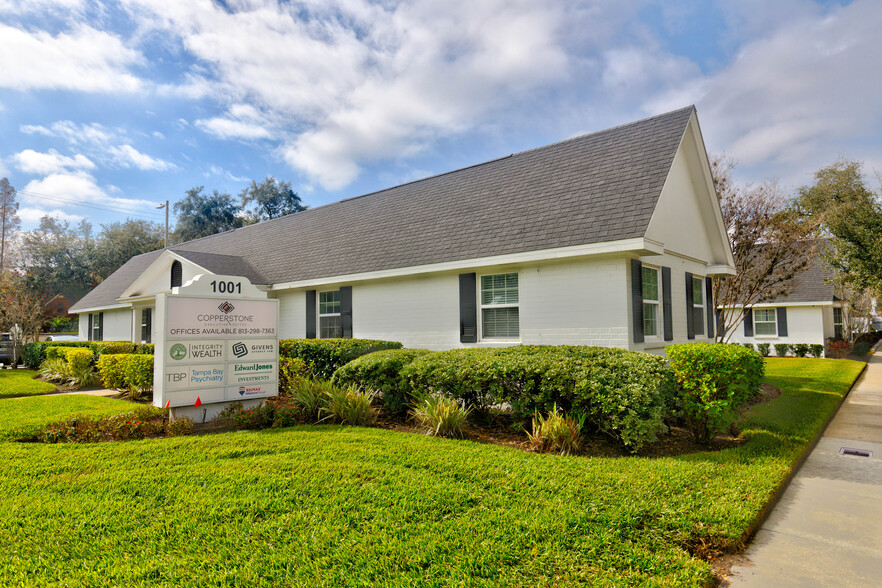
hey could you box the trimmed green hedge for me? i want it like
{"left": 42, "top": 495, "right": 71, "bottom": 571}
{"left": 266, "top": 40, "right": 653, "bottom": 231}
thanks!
{"left": 666, "top": 342, "right": 764, "bottom": 444}
{"left": 398, "top": 346, "right": 674, "bottom": 451}
{"left": 96, "top": 354, "right": 154, "bottom": 393}
{"left": 332, "top": 349, "right": 434, "bottom": 414}
{"left": 279, "top": 339, "right": 403, "bottom": 380}
{"left": 23, "top": 341, "right": 155, "bottom": 369}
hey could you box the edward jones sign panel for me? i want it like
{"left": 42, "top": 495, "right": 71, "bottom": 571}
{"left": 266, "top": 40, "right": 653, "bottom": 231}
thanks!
{"left": 156, "top": 294, "right": 280, "bottom": 409}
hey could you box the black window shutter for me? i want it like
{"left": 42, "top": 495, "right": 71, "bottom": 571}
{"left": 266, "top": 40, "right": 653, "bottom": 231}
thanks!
{"left": 170, "top": 260, "right": 182, "bottom": 288}
{"left": 87, "top": 314, "right": 93, "bottom": 342}
{"left": 744, "top": 308, "right": 754, "bottom": 337}
{"left": 305, "top": 290, "right": 316, "bottom": 339}
{"left": 631, "top": 259, "right": 644, "bottom": 343}
{"left": 705, "top": 277, "right": 714, "bottom": 339}
{"left": 98, "top": 312, "right": 104, "bottom": 342}
{"left": 340, "top": 286, "right": 353, "bottom": 339}
{"left": 715, "top": 309, "right": 723, "bottom": 339}
{"left": 459, "top": 273, "right": 477, "bottom": 343}
{"left": 685, "top": 272, "right": 695, "bottom": 339}
{"left": 777, "top": 307, "right": 788, "bottom": 337}
{"left": 143, "top": 308, "right": 152, "bottom": 344}
{"left": 662, "top": 266, "right": 673, "bottom": 341}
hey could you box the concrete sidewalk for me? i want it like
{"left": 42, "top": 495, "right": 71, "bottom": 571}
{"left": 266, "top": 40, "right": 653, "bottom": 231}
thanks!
{"left": 727, "top": 355, "right": 882, "bottom": 586}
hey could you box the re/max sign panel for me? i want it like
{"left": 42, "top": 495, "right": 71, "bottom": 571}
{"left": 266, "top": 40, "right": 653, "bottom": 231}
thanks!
{"left": 165, "top": 297, "right": 278, "bottom": 339}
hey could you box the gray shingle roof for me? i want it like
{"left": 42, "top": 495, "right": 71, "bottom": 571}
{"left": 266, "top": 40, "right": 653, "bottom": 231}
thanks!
{"left": 772, "top": 244, "right": 836, "bottom": 304}
{"left": 71, "top": 106, "right": 695, "bottom": 311}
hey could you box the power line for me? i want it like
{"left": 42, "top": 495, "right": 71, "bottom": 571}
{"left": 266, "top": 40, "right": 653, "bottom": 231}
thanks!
{"left": 16, "top": 188, "right": 167, "bottom": 221}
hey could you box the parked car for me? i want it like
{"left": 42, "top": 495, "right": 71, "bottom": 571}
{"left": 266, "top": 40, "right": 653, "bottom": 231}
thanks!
{"left": 0, "top": 333, "right": 14, "bottom": 365}
{"left": 45, "top": 335, "right": 80, "bottom": 342}
{"left": 872, "top": 317, "right": 882, "bottom": 331}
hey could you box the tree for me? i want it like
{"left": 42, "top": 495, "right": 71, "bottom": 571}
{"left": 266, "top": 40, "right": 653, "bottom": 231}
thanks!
{"left": 91, "top": 219, "right": 165, "bottom": 283}
{"left": 19, "top": 216, "right": 93, "bottom": 300}
{"left": 710, "top": 156, "right": 818, "bottom": 342}
{"left": 0, "top": 177, "right": 20, "bottom": 273}
{"left": 173, "top": 186, "right": 244, "bottom": 242}
{"left": 239, "top": 176, "right": 306, "bottom": 222}
{"left": 0, "top": 272, "right": 47, "bottom": 345}
{"left": 795, "top": 160, "right": 882, "bottom": 293}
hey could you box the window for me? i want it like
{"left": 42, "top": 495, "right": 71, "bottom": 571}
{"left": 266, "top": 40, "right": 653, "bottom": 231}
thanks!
{"left": 833, "top": 307, "right": 844, "bottom": 339}
{"left": 480, "top": 273, "right": 519, "bottom": 338}
{"left": 319, "top": 290, "right": 342, "bottom": 338}
{"left": 692, "top": 276, "right": 705, "bottom": 336}
{"left": 642, "top": 266, "right": 660, "bottom": 337}
{"left": 91, "top": 312, "right": 103, "bottom": 342}
{"left": 141, "top": 308, "right": 152, "bottom": 344}
{"left": 754, "top": 308, "right": 777, "bottom": 336}
{"left": 170, "top": 260, "right": 182, "bottom": 288}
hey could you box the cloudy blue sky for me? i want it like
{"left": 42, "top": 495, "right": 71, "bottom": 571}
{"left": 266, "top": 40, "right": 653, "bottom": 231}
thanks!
{"left": 1, "top": 0, "right": 880, "bottom": 230}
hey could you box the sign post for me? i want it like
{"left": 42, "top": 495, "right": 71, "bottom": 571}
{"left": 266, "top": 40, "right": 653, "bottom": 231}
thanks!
{"left": 154, "top": 274, "right": 279, "bottom": 422}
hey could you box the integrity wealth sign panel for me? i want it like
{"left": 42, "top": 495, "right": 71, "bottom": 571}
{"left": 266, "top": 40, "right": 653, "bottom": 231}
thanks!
{"left": 153, "top": 277, "right": 280, "bottom": 411}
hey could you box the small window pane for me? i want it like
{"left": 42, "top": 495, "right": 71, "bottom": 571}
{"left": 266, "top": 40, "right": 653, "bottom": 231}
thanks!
{"left": 755, "top": 321, "right": 776, "bottom": 336}
{"left": 643, "top": 303, "right": 658, "bottom": 337}
{"left": 692, "top": 277, "right": 703, "bottom": 305}
{"left": 482, "top": 307, "right": 519, "bottom": 338}
{"left": 755, "top": 309, "right": 775, "bottom": 322}
{"left": 320, "top": 316, "right": 343, "bottom": 339}
{"left": 693, "top": 307, "right": 705, "bottom": 335}
{"left": 481, "top": 273, "right": 518, "bottom": 305}
{"left": 319, "top": 290, "right": 340, "bottom": 315}
{"left": 642, "top": 267, "right": 658, "bottom": 301}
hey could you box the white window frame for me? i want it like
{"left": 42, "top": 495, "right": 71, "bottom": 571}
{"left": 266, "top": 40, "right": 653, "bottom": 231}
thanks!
{"left": 753, "top": 308, "right": 777, "bottom": 337}
{"left": 692, "top": 276, "right": 705, "bottom": 336}
{"left": 642, "top": 265, "right": 661, "bottom": 339}
{"left": 318, "top": 290, "right": 342, "bottom": 339}
{"left": 833, "top": 307, "right": 844, "bottom": 339}
{"left": 140, "top": 308, "right": 152, "bottom": 344}
{"left": 91, "top": 312, "right": 102, "bottom": 342}
{"left": 479, "top": 272, "right": 520, "bottom": 340}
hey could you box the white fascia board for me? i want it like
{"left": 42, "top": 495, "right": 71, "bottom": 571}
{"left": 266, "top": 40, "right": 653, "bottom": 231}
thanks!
{"left": 71, "top": 302, "right": 132, "bottom": 313}
{"left": 718, "top": 301, "right": 835, "bottom": 309}
{"left": 706, "top": 264, "right": 737, "bottom": 276}
{"left": 271, "top": 237, "right": 664, "bottom": 291}
{"left": 119, "top": 250, "right": 216, "bottom": 300}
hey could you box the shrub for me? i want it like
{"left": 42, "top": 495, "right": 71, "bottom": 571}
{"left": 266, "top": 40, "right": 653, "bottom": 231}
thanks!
{"left": 94, "top": 341, "right": 137, "bottom": 355}
{"left": 666, "top": 342, "right": 765, "bottom": 444}
{"left": 332, "top": 348, "right": 433, "bottom": 414}
{"left": 411, "top": 394, "right": 470, "bottom": 439}
{"left": 166, "top": 417, "right": 194, "bottom": 436}
{"left": 270, "top": 404, "right": 299, "bottom": 428}
{"left": 774, "top": 343, "right": 790, "bottom": 357}
{"left": 22, "top": 343, "right": 45, "bottom": 370}
{"left": 741, "top": 343, "right": 754, "bottom": 351}
{"left": 826, "top": 338, "right": 850, "bottom": 359}
{"left": 853, "top": 341, "right": 872, "bottom": 356}
{"left": 39, "top": 357, "right": 68, "bottom": 382}
{"left": 96, "top": 355, "right": 128, "bottom": 389}
{"left": 757, "top": 343, "right": 771, "bottom": 357}
{"left": 321, "top": 384, "right": 377, "bottom": 426}
{"left": 222, "top": 403, "right": 276, "bottom": 429}
{"left": 279, "top": 357, "right": 311, "bottom": 394}
{"left": 809, "top": 344, "right": 824, "bottom": 358}
{"left": 40, "top": 406, "right": 185, "bottom": 443}
{"left": 400, "top": 346, "right": 673, "bottom": 451}
{"left": 64, "top": 348, "right": 94, "bottom": 372}
{"left": 122, "top": 355, "right": 154, "bottom": 399}
{"left": 791, "top": 343, "right": 810, "bottom": 358}
{"left": 289, "top": 378, "right": 331, "bottom": 422}
{"left": 279, "top": 338, "right": 403, "bottom": 380}
{"left": 137, "top": 344, "right": 155, "bottom": 355}
{"left": 526, "top": 405, "right": 584, "bottom": 455}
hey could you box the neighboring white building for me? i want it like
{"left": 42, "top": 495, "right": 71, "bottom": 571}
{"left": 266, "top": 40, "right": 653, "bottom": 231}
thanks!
{"left": 70, "top": 107, "right": 735, "bottom": 353}
{"left": 723, "top": 254, "right": 843, "bottom": 350}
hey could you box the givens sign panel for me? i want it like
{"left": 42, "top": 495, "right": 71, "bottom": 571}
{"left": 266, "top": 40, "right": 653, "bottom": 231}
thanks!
{"left": 153, "top": 274, "right": 279, "bottom": 409}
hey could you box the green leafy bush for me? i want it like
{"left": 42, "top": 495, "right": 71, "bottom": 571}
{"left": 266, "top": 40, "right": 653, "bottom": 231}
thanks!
{"left": 320, "top": 384, "right": 376, "bottom": 426}
{"left": 411, "top": 394, "right": 470, "bottom": 439}
{"left": 23, "top": 341, "right": 154, "bottom": 369}
{"left": 221, "top": 403, "right": 276, "bottom": 429}
{"left": 792, "top": 343, "right": 810, "bottom": 358}
{"left": 39, "top": 357, "right": 68, "bottom": 382}
{"left": 64, "top": 348, "right": 99, "bottom": 387}
{"left": 809, "top": 344, "right": 824, "bottom": 358}
{"left": 40, "top": 406, "right": 183, "bottom": 443}
{"left": 288, "top": 378, "right": 331, "bottom": 422}
{"left": 279, "top": 338, "right": 403, "bottom": 380}
{"left": 279, "top": 357, "right": 311, "bottom": 394}
{"left": 96, "top": 355, "right": 128, "bottom": 389}
{"left": 137, "top": 344, "right": 155, "bottom": 355}
{"left": 853, "top": 341, "right": 872, "bottom": 356}
{"left": 94, "top": 341, "right": 137, "bottom": 355}
{"left": 166, "top": 417, "right": 194, "bottom": 436}
{"left": 774, "top": 343, "right": 790, "bottom": 357}
{"left": 666, "top": 342, "right": 765, "bottom": 444}
{"left": 400, "top": 345, "right": 673, "bottom": 451}
{"left": 757, "top": 343, "right": 771, "bottom": 357}
{"left": 332, "top": 349, "right": 433, "bottom": 414}
{"left": 741, "top": 343, "right": 754, "bottom": 351}
{"left": 122, "top": 355, "right": 154, "bottom": 399}
{"left": 526, "top": 404, "right": 584, "bottom": 455}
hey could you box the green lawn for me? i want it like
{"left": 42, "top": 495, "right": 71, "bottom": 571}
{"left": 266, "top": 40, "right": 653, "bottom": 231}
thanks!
{"left": 0, "top": 369, "right": 56, "bottom": 399}
{"left": 0, "top": 358, "right": 865, "bottom": 587}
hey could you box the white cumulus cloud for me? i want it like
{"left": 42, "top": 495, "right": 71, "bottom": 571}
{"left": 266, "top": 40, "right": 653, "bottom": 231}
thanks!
{"left": 108, "top": 144, "right": 175, "bottom": 171}
{"left": 13, "top": 149, "right": 95, "bottom": 175}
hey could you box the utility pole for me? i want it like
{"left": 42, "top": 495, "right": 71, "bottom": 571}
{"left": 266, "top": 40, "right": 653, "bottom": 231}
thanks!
{"left": 155, "top": 200, "right": 169, "bottom": 248}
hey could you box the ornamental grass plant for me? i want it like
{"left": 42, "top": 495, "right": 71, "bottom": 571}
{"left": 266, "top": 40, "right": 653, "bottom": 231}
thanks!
{"left": 526, "top": 404, "right": 584, "bottom": 455}
{"left": 320, "top": 384, "right": 377, "bottom": 426}
{"left": 410, "top": 394, "right": 470, "bottom": 439}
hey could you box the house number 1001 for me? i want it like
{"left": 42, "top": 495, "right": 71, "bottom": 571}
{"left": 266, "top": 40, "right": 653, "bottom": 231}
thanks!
{"left": 210, "top": 280, "right": 242, "bottom": 294}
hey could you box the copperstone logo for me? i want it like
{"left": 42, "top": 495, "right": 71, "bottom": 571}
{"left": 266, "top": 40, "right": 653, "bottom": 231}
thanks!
{"left": 218, "top": 301, "right": 235, "bottom": 314}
